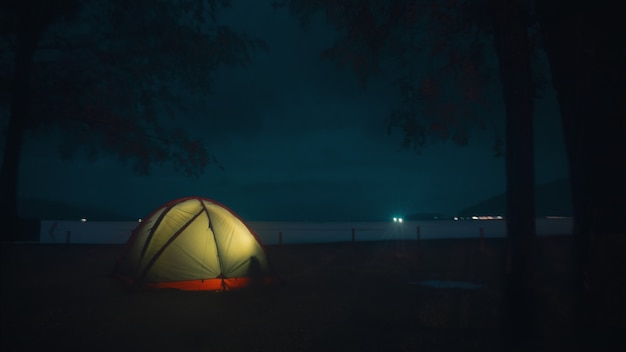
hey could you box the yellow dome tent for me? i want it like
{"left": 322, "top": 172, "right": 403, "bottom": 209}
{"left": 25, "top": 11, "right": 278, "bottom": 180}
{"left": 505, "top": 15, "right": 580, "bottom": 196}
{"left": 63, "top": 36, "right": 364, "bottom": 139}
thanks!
{"left": 113, "top": 197, "right": 277, "bottom": 291}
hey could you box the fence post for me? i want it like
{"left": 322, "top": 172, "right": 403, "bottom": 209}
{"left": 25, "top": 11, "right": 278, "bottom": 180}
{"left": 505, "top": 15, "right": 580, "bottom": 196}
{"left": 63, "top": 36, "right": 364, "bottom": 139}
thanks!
{"left": 479, "top": 227, "right": 485, "bottom": 251}
{"left": 351, "top": 228, "right": 355, "bottom": 243}
{"left": 278, "top": 231, "right": 283, "bottom": 246}
{"left": 415, "top": 226, "right": 421, "bottom": 264}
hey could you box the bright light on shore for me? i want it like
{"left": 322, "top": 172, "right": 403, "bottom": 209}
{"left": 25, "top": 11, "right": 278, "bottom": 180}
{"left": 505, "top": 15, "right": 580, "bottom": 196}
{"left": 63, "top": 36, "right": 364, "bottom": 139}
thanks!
{"left": 80, "top": 218, "right": 87, "bottom": 222}
{"left": 470, "top": 215, "right": 504, "bottom": 220}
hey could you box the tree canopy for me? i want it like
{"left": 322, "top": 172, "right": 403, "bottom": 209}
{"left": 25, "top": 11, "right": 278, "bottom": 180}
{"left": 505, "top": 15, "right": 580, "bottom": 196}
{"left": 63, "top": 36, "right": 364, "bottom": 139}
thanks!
{"left": 1, "top": 0, "right": 266, "bottom": 238}
{"left": 275, "top": 0, "right": 518, "bottom": 152}
{"left": 1, "top": 0, "right": 266, "bottom": 176}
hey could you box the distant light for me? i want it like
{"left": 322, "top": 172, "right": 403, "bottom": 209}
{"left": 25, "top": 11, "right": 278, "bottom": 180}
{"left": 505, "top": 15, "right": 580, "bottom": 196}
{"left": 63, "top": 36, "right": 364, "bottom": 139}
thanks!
{"left": 393, "top": 217, "right": 398, "bottom": 222}
{"left": 454, "top": 217, "right": 459, "bottom": 221}
{"left": 138, "top": 218, "right": 143, "bottom": 223}
{"left": 468, "top": 215, "right": 504, "bottom": 220}
{"left": 80, "top": 218, "right": 87, "bottom": 222}
{"left": 398, "top": 218, "right": 403, "bottom": 223}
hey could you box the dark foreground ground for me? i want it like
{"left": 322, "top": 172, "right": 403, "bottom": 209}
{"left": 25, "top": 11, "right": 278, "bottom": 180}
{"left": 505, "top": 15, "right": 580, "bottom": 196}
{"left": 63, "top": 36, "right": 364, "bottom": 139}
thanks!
{"left": 0, "top": 236, "right": 618, "bottom": 351}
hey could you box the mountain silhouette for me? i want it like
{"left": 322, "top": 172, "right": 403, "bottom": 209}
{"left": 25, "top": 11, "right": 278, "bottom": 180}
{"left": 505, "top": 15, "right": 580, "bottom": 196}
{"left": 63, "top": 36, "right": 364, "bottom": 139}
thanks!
{"left": 457, "top": 178, "right": 572, "bottom": 217}
{"left": 18, "top": 198, "right": 132, "bottom": 221}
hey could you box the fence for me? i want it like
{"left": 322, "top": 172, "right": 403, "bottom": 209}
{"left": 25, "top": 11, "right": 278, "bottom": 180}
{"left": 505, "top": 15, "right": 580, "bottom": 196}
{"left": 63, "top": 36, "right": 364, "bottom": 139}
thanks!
{"left": 38, "top": 218, "right": 573, "bottom": 245}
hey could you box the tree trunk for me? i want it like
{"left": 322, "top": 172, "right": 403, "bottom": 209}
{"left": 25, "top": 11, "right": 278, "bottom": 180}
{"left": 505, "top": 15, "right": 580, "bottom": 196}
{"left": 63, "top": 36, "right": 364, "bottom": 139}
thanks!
{"left": 0, "top": 22, "right": 42, "bottom": 241}
{"left": 536, "top": 1, "right": 626, "bottom": 347}
{"left": 491, "top": 0, "right": 538, "bottom": 349}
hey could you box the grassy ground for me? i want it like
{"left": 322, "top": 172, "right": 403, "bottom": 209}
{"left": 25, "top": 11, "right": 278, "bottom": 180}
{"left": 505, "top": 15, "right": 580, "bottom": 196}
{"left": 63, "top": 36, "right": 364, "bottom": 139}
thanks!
{"left": 0, "top": 236, "right": 597, "bottom": 351}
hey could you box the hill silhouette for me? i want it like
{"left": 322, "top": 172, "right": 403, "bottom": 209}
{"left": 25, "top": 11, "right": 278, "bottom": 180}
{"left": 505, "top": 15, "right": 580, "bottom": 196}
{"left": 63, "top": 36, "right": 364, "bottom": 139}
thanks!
{"left": 18, "top": 198, "right": 132, "bottom": 221}
{"left": 457, "top": 178, "right": 572, "bottom": 217}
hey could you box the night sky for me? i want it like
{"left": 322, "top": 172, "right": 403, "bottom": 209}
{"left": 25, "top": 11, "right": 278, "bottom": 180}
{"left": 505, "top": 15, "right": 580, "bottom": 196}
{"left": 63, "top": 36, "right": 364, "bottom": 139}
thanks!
{"left": 12, "top": 1, "right": 569, "bottom": 222}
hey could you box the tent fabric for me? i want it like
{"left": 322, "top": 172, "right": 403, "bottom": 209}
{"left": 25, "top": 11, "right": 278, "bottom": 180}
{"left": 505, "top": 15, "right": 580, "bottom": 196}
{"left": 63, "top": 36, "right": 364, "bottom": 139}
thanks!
{"left": 113, "top": 197, "right": 277, "bottom": 291}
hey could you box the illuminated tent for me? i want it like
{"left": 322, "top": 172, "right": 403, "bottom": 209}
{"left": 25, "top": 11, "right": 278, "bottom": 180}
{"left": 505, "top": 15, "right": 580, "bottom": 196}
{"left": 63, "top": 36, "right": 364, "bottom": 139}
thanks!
{"left": 113, "top": 197, "right": 277, "bottom": 291}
